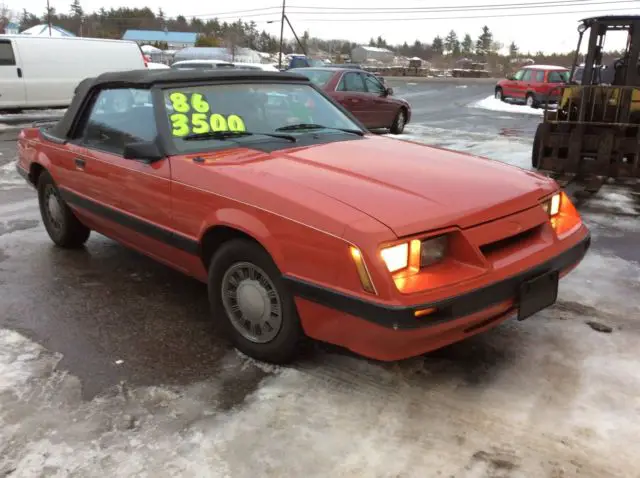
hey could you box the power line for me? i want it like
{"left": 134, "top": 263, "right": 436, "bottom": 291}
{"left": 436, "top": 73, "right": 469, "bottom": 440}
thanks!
{"left": 286, "top": 0, "right": 631, "bottom": 12}
{"left": 183, "top": 6, "right": 281, "bottom": 18}
{"left": 282, "top": 5, "right": 640, "bottom": 21}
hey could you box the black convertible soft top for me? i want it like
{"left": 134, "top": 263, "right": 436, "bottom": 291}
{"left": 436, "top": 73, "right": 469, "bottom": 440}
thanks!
{"left": 49, "top": 68, "right": 310, "bottom": 140}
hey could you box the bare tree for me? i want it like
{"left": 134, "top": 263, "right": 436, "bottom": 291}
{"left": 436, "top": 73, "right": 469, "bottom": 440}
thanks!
{"left": 0, "top": 3, "right": 15, "bottom": 33}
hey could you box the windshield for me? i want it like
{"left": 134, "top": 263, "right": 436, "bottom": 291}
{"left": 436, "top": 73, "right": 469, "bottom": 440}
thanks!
{"left": 162, "top": 82, "right": 362, "bottom": 153}
{"left": 291, "top": 69, "right": 335, "bottom": 87}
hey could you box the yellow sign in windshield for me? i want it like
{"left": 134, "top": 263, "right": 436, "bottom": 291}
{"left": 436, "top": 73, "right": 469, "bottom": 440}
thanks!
{"left": 167, "top": 92, "right": 246, "bottom": 137}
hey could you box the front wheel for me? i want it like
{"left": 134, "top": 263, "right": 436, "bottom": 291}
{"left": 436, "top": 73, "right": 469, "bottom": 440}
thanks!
{"left": 37, "top": 171, "right": 91, "bottom": 248}
{"left": 532, "top": 123, "right": 543, "bottom": 169}
{"left": 208, "top": 239, "right": 303, "bottom": 364}
{"left": 526, "top": 93, "right": 539, "bottom": 109}
{"left": 390, "top": 108, "right": 407, "bottom": 134}
{"left": 495, "top": 88, "right": 505, "bottom": 102}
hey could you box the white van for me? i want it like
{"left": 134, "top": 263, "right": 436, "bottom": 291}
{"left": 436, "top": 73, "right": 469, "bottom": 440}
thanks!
{"left": 0, "top": 35, "right": 147, "bottom": 112}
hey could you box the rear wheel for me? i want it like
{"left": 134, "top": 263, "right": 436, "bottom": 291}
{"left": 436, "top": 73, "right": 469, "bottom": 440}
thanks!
{"left": 390, "top": 108, "right": 407, "bottom": 134}
{"left": 208, "top": 239, "right": 303, "bottom": 364}
{"left": 37, "top": 171, "right": 91, "bottom": 248}
{"left": 526, "top": 93, "right": 538, "bottom": 108}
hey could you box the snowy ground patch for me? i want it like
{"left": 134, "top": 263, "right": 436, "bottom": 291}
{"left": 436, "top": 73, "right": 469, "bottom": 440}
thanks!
{"left": 0, "top": 160, "right": 24, "bottom": 189}
{"left": 470, "top": 95, "right": 545, "bottom": 116}
{"left": 388, "top": 124, "right": 533, "bottom": 170}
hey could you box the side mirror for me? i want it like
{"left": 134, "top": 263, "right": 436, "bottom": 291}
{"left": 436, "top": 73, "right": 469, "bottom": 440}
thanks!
{"left": 123, "top": 141, "right": 164, "bottom": 162}
{"left": 385, "top": 87, "right": 394, "bottom": 96}
{"left": 506, "top": 74, "right": 514, "bottom": 80}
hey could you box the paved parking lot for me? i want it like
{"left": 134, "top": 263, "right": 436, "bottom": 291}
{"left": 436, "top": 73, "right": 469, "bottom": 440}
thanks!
{"left": 0, "top": 80, "right": 639, "bottom": 477}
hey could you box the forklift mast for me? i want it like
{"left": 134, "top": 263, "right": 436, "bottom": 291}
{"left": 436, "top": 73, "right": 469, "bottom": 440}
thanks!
{"left": 577, "top": 16, "right": 640, "bottom": 87}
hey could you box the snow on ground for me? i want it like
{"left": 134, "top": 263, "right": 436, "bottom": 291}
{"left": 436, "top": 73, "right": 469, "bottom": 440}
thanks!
{"left": 390, "top": 123, "right": 533, "bottom": 170}
{"left": 0, "top": 161, "right": 24, "bottom": 189}
{"left": 469, "top": 95, "right": 545, "bottom": 116}
{"left": 1, "top": 243, "right": 639, "bottom": 477}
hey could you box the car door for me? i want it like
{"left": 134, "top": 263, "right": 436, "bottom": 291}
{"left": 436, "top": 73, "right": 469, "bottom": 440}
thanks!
{"left": 75, "top": 87, "right": 172, "bottom": 233}
{"left": 363, "top": 73, "right": 395, "bottom": 128}
{"left": 0, "top": 39, "right": 26, "bottom": 109}
{"left": 332, "top": 71, "right": 370, "bottom": 126}
{"left": 515, "top": 69, "right": 533, "bottom": 99}
{"left": 529, "top": 69, "right": 545, "bottom": 97}
{"left": 504, "top": 69, "right": 525, "bottom": 97}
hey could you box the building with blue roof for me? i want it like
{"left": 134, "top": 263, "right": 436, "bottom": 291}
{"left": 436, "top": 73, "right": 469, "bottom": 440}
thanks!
{"left": 122, "top": 29, "right": 198, "bottom": 48}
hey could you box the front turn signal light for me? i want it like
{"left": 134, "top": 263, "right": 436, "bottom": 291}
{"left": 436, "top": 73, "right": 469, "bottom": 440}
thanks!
{"left": 349, "top": 246, "right": 377, "bottom": 295}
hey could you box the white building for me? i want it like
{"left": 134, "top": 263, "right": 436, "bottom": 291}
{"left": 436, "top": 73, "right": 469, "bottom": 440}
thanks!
{"left": 350, "top": 45, "right": 394, "bottom": 64}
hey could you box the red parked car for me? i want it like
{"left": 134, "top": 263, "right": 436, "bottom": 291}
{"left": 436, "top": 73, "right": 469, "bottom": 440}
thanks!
{"left": 495, "top": 65, "right": 570, "bottom": 108}
{"left": 290, "top": 67, "right": 410, "bottom": 134}
{"left": 17, "top": 69, "right": 590, "bottom": 364}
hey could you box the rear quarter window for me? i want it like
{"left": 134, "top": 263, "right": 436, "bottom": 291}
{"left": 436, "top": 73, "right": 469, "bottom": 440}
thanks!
{"left": 548, "top": 71, "right": 569, "bottom": 83}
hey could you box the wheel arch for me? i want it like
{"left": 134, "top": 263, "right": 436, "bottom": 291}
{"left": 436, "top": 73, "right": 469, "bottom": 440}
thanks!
{"left": 29, "top": 162, "right": 46, "bottom": 187}
{"left": 198, "top": 209, "right": 285, "bottom": 271}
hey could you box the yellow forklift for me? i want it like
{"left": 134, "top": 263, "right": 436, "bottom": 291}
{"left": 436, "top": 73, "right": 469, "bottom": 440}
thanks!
{"left": 532, "top": 15, "right": 640, "bottom": 192}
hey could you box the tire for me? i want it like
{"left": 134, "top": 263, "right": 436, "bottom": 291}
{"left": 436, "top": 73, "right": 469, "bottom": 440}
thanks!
{"left": 532, "top": 123, "right": 542, "bottom": 169}
{"left": 208, "top": 239, "right": 303, "bottom": 364}
{"left": 390, "top": 108, "right": 407, "bottom": 134}
{"left": 495, "top": 87, "right": 505, "bottom": 102}
{"left": 526, "top": 93, "right": 539, "bottom": 109}
{"left": 37, "top": 171, "right": 91, "bottom": 248}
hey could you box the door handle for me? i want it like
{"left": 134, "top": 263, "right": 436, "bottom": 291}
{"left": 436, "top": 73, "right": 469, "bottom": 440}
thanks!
{"left": 74, "top": 158, "right": 86, "bottom": 170}
{"left": 16, "top": 67, "right": 22, "bottom": 78}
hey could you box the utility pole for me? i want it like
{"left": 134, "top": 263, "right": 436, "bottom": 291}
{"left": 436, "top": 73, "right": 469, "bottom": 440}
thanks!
{"left": 46, "top": 0, "right": 52, "bottom": 36}
{"left": 278, "top": 0, "right": 285, "bottom": 70}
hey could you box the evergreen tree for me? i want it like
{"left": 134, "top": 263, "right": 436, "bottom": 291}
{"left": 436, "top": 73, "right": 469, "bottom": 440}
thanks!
{"left": 461, "top": 33, "right": 473, "bottom": 55}
{"left": 432, "top": 35, "right": 444, "bottom": 56}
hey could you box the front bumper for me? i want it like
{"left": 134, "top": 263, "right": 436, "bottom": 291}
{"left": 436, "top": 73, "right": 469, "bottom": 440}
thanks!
{"left": 284, "top": 231, "right": 591, "bottom": 331}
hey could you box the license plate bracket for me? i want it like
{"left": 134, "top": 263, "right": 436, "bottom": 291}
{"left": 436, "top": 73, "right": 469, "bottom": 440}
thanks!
{"left": 517, "top": 270, "right": 559, "bottom": 321}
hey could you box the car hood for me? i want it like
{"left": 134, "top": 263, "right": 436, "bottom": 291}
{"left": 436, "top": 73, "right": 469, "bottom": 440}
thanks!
{"left": 252, "top": 136, "right": 555, "bottom": 237}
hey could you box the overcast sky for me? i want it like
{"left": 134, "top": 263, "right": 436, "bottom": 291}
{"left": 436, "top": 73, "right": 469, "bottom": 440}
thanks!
{"left": 15, "top": 0, "right": 640, "bottom": 54}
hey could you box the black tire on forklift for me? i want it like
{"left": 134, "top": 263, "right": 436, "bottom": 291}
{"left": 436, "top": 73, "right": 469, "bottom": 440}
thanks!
{"left": 532, "top": 123, "right": 543, "bottom": 169}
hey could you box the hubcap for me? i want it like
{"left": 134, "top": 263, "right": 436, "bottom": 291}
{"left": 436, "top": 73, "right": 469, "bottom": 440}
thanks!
{"left": 496, "top": 90, "right": 502, "bottom": 99}
{"left": 45, "top": 186, "right": 64, "bottom": 232}
{"left": 221, "top": 262, "right": 282, "bottom": 344}
{"left": 527, "top": 96, "right": 534, "bottom": 106}
{"left": 396, "top": 112, "right": 405, "bottom": 131}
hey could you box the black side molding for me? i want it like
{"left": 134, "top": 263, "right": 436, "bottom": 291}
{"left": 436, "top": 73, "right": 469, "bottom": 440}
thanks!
{"left": 283, "top": 232, "right": 591, "bottom": 330}
{"left": 59, "top": 187, "right": 200, "bottom": 256}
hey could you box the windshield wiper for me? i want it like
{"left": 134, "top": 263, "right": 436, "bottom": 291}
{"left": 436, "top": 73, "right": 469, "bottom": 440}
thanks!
{"left": 183, "top": 131, "right": 296, "bottom": 142}
{"left": 275, "top": 123, "right": 364, "bottom": 136}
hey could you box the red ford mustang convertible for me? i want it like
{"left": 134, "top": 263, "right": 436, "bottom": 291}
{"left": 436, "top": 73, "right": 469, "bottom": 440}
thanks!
{"left": 16, "top": 69, "right": 590, "bottom": 363}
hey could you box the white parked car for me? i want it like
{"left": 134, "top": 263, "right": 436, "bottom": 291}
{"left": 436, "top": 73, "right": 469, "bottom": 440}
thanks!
{"left": 170, "top": 59, "right": 279, "bottom": 72}
{"left": 0, "top": 35, "right": 147, "bottom": 112}
{"left": 171, "top": 59, "right": 235, "bottom": 70}
{"left": 146, "top": 62, "right": 170, "bottom": 69}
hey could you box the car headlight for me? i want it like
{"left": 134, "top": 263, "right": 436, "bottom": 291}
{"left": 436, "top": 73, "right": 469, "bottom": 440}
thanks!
{"left": 541, "top": 192, "right": 562, "bottom": 217}
{"left": 420, "top": 236, "right": 448, "bottom": 267}
{"left": 541, "top": 191, "right": 583, "bottom": 238}
{"left": 380, "top": 236, "right": 448, "bottom": 273}
{"left": 380, "top": 243, "right": 409, "bottom": 273}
